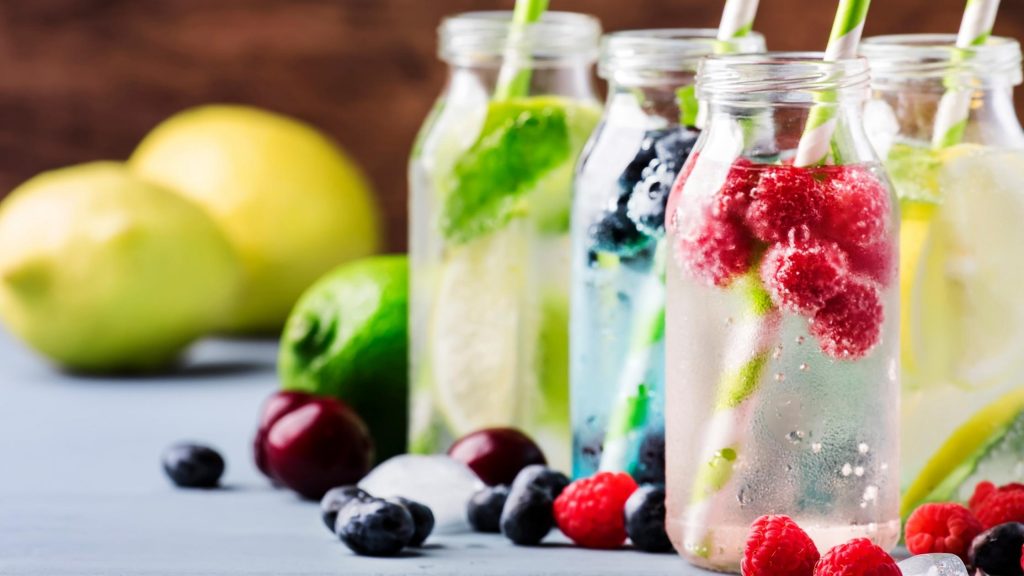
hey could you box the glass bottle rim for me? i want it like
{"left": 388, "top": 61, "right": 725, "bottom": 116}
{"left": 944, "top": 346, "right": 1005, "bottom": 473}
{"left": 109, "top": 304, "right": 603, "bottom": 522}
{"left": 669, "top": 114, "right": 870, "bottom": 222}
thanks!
{"left": 599, "top": 28, "right": 766, "bottom": 83}
{"left": 860, "top": 34, "right": 1022, "bottom": 90}
{"left": 439, "top": 11, "right": 601, "bottom": 67}
{"left": 697, "top": 52, "right": 870, "bottom": 106}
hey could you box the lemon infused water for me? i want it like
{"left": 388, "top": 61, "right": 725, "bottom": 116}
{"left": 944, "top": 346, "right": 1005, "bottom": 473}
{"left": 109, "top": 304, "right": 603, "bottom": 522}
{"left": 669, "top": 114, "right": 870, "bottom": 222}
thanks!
{"left": 571, "top": 30, "right": 764, "bottom": 481}
{"left": 664, "top": 54, "right": 901, "bottom": 572}
{"left": 408, "top": 11, "right": 601, "bottom": 470}
{"left": 862, "top": 35, "right": 1024, "bottom": 517}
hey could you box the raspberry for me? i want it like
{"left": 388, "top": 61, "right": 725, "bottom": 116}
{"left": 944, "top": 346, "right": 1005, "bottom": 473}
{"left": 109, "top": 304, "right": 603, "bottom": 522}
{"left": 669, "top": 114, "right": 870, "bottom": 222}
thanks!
{"left": 742, "top": 515, "right": 820, "bottom": 576}
{"left": 713, "top": 158, "right": 758, "bottom": 220}
{"left": 905, "top": 503, "right": 984, "bottom": 562}
{"left": 675, "top": 213, "right": 754, "bottom": 288}
{"left": 745, "top": 165, "right": 826, "bottom": 242}
{"left": 553, "top": 472, "right": 638, "bottom": 549}
{"left": 970, "top": 482, "right": 1024, "bottom": 515}
{"left": 813, "top": 538, "right": 900, "bottom": 576}
{"left": 810, "top": 277, "right": 884, "bottom": 359}
{"left": 846, "top": 240, "right": 895, "bottom": 287}
{"left": 761, "top": 236, "right": 851, "bottom": 314}
{"left": 973, "top": 487, "right": 1024, "bottom": 529}
{"left": 823, "top": 166, "right": 891, "bottom": 249}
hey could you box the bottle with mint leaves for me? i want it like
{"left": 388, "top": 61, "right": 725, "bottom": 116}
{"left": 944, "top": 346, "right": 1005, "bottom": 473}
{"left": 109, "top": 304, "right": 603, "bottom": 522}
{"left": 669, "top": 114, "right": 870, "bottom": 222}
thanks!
{"left": 407, "top": 10, "right": 601, "bottom": 470}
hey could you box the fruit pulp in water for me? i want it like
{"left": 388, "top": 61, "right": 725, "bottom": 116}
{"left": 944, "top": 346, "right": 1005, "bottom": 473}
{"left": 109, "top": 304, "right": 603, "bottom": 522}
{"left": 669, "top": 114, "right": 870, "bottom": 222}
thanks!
{"left": 408, "top": 96, "right": 600, "bottom": 471}
{"left": 664, "top": 159, "right": 901, "bottom": 572}
{"left": 888, "top": 144, "right": 1024, "bottom": 503}
{"left": 571, "top": 125, "right": 699, "bottom": 480}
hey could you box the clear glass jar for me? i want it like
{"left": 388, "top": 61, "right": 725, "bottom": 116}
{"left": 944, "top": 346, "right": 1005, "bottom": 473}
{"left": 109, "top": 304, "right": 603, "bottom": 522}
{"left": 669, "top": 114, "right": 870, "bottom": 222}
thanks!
{"left": 571, "top": 29, "right": 765, "bottom": 481}
{"left": 664, "top": 53, "right": 901, "bottom": 572}
{"left": 408, "top": 11, "right": 601, "bottom": 470}
{"left": 861, "top": 35, "right": 1024, "bottom": 517}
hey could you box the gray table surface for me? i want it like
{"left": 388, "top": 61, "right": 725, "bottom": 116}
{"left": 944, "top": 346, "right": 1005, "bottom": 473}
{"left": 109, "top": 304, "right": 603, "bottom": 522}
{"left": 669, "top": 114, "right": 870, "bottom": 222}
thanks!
{"left": 0, "top": 330, "right": 695, "bottom": 576}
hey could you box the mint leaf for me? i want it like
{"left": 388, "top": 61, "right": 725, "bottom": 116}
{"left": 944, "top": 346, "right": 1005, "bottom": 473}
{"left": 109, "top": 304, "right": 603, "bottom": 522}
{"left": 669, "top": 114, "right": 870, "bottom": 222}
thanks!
{"left": 441, "top": 102, "right": 571, "bottom": 244}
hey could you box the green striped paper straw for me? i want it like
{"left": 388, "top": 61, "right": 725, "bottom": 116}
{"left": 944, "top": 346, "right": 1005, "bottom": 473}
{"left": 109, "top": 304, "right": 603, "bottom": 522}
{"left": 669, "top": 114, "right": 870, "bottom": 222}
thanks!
{"left": 494, "top": 0, "right": 550, "bottom": 100}
{"left": 717, "top": 0, "right": 760, "bottom": 41}
{"left": 931, "top": 0, "right": 1002, "bottom": 149}
{"left": 794, "top": 0, "right": 872, "bottom": 167}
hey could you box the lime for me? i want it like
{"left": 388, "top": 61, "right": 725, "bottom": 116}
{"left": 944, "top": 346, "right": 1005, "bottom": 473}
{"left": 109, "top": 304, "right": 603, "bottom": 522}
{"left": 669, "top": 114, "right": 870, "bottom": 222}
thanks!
{"left": 279, "top": 255, "right": 407, "bottom": 461}
{"left": 901, "top": 388, "right": 1024, "bottom": 518}
{"left": 130, "top": 105, "right": 381, "bottom": 333}
{"left": 430, "top": 227, "right": 527, "bottom": 435}
{"left": 0, "top": 162, "right": 240, "bottom": 372}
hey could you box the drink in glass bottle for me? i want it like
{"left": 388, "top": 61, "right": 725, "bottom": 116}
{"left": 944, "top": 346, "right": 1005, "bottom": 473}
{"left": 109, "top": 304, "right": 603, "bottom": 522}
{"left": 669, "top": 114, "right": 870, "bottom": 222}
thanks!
{"left": 664, "top": 53, "right": 901, "bottom": 571}
{"left": 408, "top": 11, "right": 602, "bottom": 469}
{"left": 571, "top": 29, "right": 765, "bottom": 481}
{"left": 861, "top": 35, "right": 1024, "bottom": 516}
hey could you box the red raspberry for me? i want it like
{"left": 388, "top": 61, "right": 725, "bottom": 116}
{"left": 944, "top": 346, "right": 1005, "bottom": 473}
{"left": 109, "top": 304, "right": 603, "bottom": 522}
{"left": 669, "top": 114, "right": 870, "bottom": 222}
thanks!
{"left": 973, "top": 486, "right": 1024, "bottom": 529}
{"left": 553, "top": 472, "right": 638, "bottom": 549}
{"left": 905, "top": 503, "right": 984, "bottom": 562}
{"left": 745, "top": 165, "right": 826, "bottom": 242}
{"left": 713, "top": 158, "right": 758, "bottom": 220}
{"left": 823, "top": 166, "right": 891, "bottom": 249}
{"left": 970, "top": 482, "right": 1024, "bottom": 514}
{"left": 810, "top": 277, "right": 884, "bottom": 359}
{"left": 813, "top": 538, "right": 900, "bottom": 576}
{"left": 675, "top": 213, "right": 754, "bottom": 288}
{"left": 742, "top": 515, "right": 820, "bottom": 576}
{"left": 760, "top": 236, "right": 851, "bottom": 314}
{"left": 846, "top": 240, "right": 895, "bottom": 287}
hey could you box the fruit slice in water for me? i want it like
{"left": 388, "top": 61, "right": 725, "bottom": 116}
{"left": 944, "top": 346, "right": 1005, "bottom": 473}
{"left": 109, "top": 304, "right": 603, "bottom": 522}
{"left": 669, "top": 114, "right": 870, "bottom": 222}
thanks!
{"left": 430, "top": 226, "right": 528, "bottom": 435}
{"left": 901, "top": 388, "right": 1024, "bottom": 518}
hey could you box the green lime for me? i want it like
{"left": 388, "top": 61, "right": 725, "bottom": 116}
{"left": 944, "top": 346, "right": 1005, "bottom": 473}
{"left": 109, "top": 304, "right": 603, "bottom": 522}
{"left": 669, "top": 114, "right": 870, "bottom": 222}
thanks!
{"left": 278, "top": 255, "right": 408, "bottom": 461}
{"left": 901, "top": 388, "right": 1024, "bottom": 518}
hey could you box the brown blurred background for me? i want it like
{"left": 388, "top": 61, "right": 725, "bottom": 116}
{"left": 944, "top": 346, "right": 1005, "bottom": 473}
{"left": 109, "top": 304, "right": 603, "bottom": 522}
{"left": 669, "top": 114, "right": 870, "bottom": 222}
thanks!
{"left": 0, "top": 0, "right": 1022, "bottom": 250}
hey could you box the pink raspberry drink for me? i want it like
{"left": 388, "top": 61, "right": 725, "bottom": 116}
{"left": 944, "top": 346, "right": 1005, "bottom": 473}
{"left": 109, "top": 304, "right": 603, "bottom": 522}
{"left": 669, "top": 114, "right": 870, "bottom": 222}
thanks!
{"left": 665, "top": 54, "right": 901, "bottom": 572}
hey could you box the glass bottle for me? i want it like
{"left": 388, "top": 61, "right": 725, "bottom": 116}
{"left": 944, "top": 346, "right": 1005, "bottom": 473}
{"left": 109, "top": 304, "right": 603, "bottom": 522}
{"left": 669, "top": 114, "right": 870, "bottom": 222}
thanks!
{"left": 861, "top": 35, "right": 1024, "bottom": 516}
{"left": 408, "top": 11, "right": 601, "bottom": 470}
{"left": 571, "top": 29, "right": 764, "bottom": 481}
{"left": 664, "top": 53, "right": 901, "bottom": 572}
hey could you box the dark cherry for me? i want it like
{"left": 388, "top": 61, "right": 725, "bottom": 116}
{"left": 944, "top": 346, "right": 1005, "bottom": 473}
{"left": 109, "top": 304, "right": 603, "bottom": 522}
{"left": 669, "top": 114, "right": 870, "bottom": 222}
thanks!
{"left": 264, "top": 396, "right": 374, "bottom": 500}
{"left": 448, "top": 428, "right": 546, "bottom": 486}
{"left": 253, "top": 390, "right": 312, "bottom": 479}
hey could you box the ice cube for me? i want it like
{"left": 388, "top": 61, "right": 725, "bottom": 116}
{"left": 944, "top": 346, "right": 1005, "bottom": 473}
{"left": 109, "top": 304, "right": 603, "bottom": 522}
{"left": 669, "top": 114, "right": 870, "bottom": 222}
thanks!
{"left": 897, "top": 554, "right": 969, "bottom": 576}
{"left": 358, "top": 455, "right": 483, "bottom": 533}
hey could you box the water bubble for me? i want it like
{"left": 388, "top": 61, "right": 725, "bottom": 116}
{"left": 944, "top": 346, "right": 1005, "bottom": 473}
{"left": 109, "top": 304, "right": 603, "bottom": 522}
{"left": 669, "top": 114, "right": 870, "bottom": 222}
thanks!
{"left": 854, "top": 466, "right": 865, "bottom": 477}
{"left": 772, "top": 345, "right": 783, "bottom": 359}
{"left": 787, "top": 430, "right": 805, "bottom": 443}
{"left": 880, "top": 462, "right": 889, "bottom": 471}
{"left": 737, "top": 487, "right": 752, "bottom": 506}
{"left": 863, "top": 485, "right": 879, "bottom": 502}
{"left": 799, "top": 363, "right": 810, "bottom": 372}
{"left": 795, "top": 336, "right": 805, "bottom": 345}
{"left": 841, "top": 463, "right": 853, "bottom": 477}
{"left": 811, "top": 443, "right": 823, "bottom": 454}
{"left": 858, "top": 443, "right": 870, "bottom": 454}
{"left": 775, "top": 372, "right": 786, "bottom": 382}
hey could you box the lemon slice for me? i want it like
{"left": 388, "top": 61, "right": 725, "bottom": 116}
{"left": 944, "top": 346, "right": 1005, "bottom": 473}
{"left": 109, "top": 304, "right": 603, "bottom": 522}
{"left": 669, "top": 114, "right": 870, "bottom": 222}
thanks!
{"left": 901, "top": 388, "right": 1024, "bottom": 518}
{"left": 430, "top": 226, "right": 528, "bottom": 435}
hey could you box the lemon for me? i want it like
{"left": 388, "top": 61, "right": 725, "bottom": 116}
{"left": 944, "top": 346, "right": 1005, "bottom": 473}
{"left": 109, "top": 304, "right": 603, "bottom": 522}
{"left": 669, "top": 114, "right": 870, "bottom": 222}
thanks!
{"left": 279, "top": 255, "right": 408, "bottom": 461}
{"left": 901, "top": 388, "right": 1024, "bottom": 518}
{"left": 130, "top": 105, "right": 381, "bottom": 333}
{"left": 0, "top": 162, "right": 240, "bottom": 372}
{"left": 430, "top": 227, "right": 528, "bottom": 435}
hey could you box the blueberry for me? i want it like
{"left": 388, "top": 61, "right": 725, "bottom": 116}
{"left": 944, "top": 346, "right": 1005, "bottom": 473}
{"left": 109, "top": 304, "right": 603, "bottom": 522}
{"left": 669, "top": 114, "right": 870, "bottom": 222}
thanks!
{"left": 634, "top": 432, "right": 665, "bottom": 485}
{"left": 467, "top": 485, "right": 510, "bottom": 533}
{"left": 500, "top": 484, "right": 554, "bottom": 546}
{"left": 625, "top": 485, "right": 674, "bottom": 553}
{"left": 969, "top": 522, "right": 1024, "bottom": 576}
{"left": 512, "top": 464, "right": 570, "bottom": 500}
{"left": 320, "top": 485, "right": 370, "bottom": 532}
{"left": 589, "top": 206, "right": 651, "bottom": 257}
{"left": 653, "top": 128, "right": 700, "bottom": 175}
{"left": 390, "top": 497, "right": 434, "bottom": 547}
{"left": 336, "top": 498, "right": 415, "bottom": 557}
{"left": 162, "top": 442, "right": 224, "bottom": 489}
{"left": 627, "top": 165, "right": 671, "bottom": 237}
{"left": 618, "top": 130, "right": 670, "bottom": 192}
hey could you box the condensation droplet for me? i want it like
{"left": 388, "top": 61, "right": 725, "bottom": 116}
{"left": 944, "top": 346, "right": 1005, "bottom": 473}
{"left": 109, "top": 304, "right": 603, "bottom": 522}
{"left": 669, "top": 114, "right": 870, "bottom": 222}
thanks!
{"left": 863, "top": 485, "right": 879, "bottom": 502}
{"left": 795, "top": 335, "right": 805, "bottom": 345}
{"left": 841, "top": 463, "right": 853, "bottom": 477}
{"left": 787, "top": 430, "right": 805, "bottom": 443}
{"left": 725, "top": 317, "right": 735, "bottom": 326}
{"left": 880, "top": 462, "right": 889, "bottom": 471}
{"left": 811, "top": 443, "right": 823, "bottom": 454}
{"left": 772, "top": 345, "right": 783, "bottom": 359}
{"left": 775, "top": 372, "right": 786, "bottom": 382}
{"left": 799, "top": 363, "right": 809, "bottom": 372}
{"left": 858, "top": 443, "right": 870, "bottom": 454}
{"left": 854, "top": 466, "right": 865, "bottom": 477}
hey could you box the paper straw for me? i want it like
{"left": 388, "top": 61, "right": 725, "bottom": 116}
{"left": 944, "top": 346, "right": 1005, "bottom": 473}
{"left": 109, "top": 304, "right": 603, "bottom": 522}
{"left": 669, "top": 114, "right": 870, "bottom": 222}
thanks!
{"left": 494, "top": 0, "right": 550, "bottom": 100}
{"left": 931, "top": 0, "right": 1002, "bottom": 149}
{"left": 794, "top": 0, "right": 872, "bottom": 167}
{"left": 717, "top": 0, "right": 761, "bottom": 41}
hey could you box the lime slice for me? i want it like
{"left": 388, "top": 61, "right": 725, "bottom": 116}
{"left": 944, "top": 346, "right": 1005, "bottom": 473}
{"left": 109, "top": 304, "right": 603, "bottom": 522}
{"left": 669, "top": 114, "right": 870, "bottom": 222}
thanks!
{"left": 901, "top": 388, "right": 1024, "bottom": 518}
{"left": 430, "top": 226, "right": 528, "bottom": 435}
